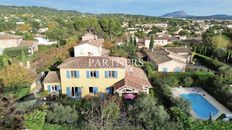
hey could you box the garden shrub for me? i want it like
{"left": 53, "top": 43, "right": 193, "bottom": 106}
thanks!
{"left": 3, "top": 47, "right": 28, "bottom": 57}
{"left": 24, "top": 110, "right": 46, "bottom": 130}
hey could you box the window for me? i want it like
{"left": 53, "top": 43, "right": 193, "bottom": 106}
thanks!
{"left": 109, "top": 71, "right": 115, "bottom": 78}
{"left": 52, "top": 85, "right": 58, "bottom": 92}
{"left": 48, "top": 85, "right": 59, "bottom": 92}
{"left": 88, "top": 52, "right": 93, "bottom": 56}
{"left": 175, "top": 67, "right": 181, "bottom": 72}
{"left": 90, "top": 71, "right": 97, "bottom": 77}
{"left": 87, "top": 70, "right": 99, "bottom": 78}
{"left": 71, "top": 71, "right": 79, "bottom": 78}
{"left": 89, "top": 87, "right": 98, "bottom": 94}
{"left": 71, "top": 87, "right": 81, "bottom": 98}
{"left": 105, "top": 71, "right": 118, "bottom": 78}
{"left": 162, "top": 68, "right": 168, "bottom": 72}
{"left": 67, "top": 70, "right": 79, "bottom": 79}
{"left": 106, "top": 87, "right": 113, "bottom": 95}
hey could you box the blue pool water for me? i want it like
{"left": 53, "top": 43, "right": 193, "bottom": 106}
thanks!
{"left": 180, "top": 93, "right": 219, "bottom": 119}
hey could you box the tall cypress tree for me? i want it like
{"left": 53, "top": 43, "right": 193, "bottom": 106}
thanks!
{"left": 149, "top": 35, "right": 154, "bottom": 49}
{"left": 130, "top": 36, "right": 133, "bottom": 45}
{"left": 133, "top": 36, "right": 137, "bottom": 46}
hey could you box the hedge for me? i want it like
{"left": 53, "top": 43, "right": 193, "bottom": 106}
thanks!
{"left": 3, "top": 47, "right": 28, "bottom": 57}
{"left": 194, "top": 53, "right": 229, "bottom": 71}
{"left": 168, "top": 71, "right": 214, "bottom": 86}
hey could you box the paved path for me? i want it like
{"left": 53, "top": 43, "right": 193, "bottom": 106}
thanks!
{"left": 30, "top": 75, "right": 43, "bottom": 98}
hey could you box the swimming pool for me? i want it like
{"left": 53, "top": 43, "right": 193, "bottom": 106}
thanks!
{"left": 180, "top": 93, "right": 219, "bottom": 119}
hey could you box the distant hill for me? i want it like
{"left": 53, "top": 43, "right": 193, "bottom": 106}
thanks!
{"left": 162, "top": 11, "right": 188, "bottom": 18}
{"left": 162, "top": 11, "right": 232, "bottom": 20}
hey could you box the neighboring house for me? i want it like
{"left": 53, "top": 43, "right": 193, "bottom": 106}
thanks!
{"left": 75, "top": 33, "right": 110, "bottom": 57}
{"left": 74, "top": 39, "right": 104, "bottom": 57}
{"left": 18, "top": 40, "right": 38, "bottom": 54}
{"left": 43, "top": 56, "right": 152, "bottom": 99}
{"left": 144, "top": 47, "right": 192, "bottom": 72}
{"left": 34, "top": 34, "right": 57, "bottom": 45}
{"left": 175, "top": 35, "right": 187, "bottom": 40}
{"left": 144, "top": 37, "right": 170, "bottom": 48}
{"left": 38, "top": 28, "right": 48, "bottom": 33}
{"left": 0, "top": 33, "right": 38, "bottom": 55}
{"left": 81, "top": 33, "right": 98, "bottom": 41}
{"left": 0, "top": 33, "right": 23, "bottom": 55}
{"left": 115, "top": 39, "right": 125, "bottom": 46}
{"left": 43, "top": 71, "right": 61, "bottom": 94}
{"left": 16, "top": 22, "right": 25, "bottom": 25}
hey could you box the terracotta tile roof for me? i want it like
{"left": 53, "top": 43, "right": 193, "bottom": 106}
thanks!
{"left": 58, "top": 56, "right": 127, "bottom": 69}
{"left": 19, "top": 40, "right": 38, "bottom": 47}
{"left": 83, "top": 33, "right": 96, "bottom": 37}
{"left": 113, "top": 66, "right": 152, "bottom": 91}
{"left": 145, "top": 49, "right": 172, "bottom": 64}
{"left": 43, "top": 71, "right": 60, "bottom": 83}
{"left": 144, "top": 36, "right": 170, "bottom": 41}
{"left": 0, "top": 33, "right": 22, "bottom": 39}
{"left": 165, "top": 47, "right": 191, "bottom": 54}
{"left": 76, "top": 39, "right": 104, "bottom": 48}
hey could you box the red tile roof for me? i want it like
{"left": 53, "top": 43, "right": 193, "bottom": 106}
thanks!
{"left": 58, "top": 56, "right": 127, "bottom": 69}
{"left": 76, "top": 39, "right": 104, "bottom": 48}
{"left": 0, "top": 33, "right": 22, "bottom": 39}
{"left": 43, "top": 71, "right": 60, "bottom": 83}
{"left": 113, "top": 65, "right": 152, "bottom": 92}
{"left": 19, "top": 40, "right": 38, "bottom": 47}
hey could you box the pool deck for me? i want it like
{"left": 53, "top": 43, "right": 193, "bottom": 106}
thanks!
{"left": 172, "top": 87, "right": 231, "bottom": 120}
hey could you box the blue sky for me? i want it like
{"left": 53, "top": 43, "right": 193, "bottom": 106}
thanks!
{"left": 0, "top": 0, "right": 232, "bottom": 16}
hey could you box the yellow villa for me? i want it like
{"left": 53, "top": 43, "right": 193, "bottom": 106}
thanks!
{"left": 43, "top": 56, "right": 152, "bottom": 99}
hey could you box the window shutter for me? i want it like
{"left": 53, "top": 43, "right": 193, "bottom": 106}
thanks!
{"left": 93, "top": 87, "right": 98, "bottom": 94}
{"left": 105, "top": 71, "right": 109, "bottom": 78}
{"left": 47, "top": 85, "right": 51, "bottom": 92}
{"left": 66, "top": 71, "right": 71, "bottom": 79}
{"left": 66, "top": 87, "right": 71, "bottom": 97}
{"left": 96, "top": 71, "right": 99, "bottom": 78}
{"left": 86, "top": 71, "right": 90, "bottom": 78}
{"left": 114, "top": 71, "right": 118, "bottom": 78}
{"left": 77, "top": 87, "right": 82, "bottom": 96}
{"left": 75, "top": 71, "right": 80, "bottom": 78}
{"left": 106, "top": 87, "right": 112, "bottom": 95}
{"left": 57, "top": 85, "right": 60, "bottom": 92}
